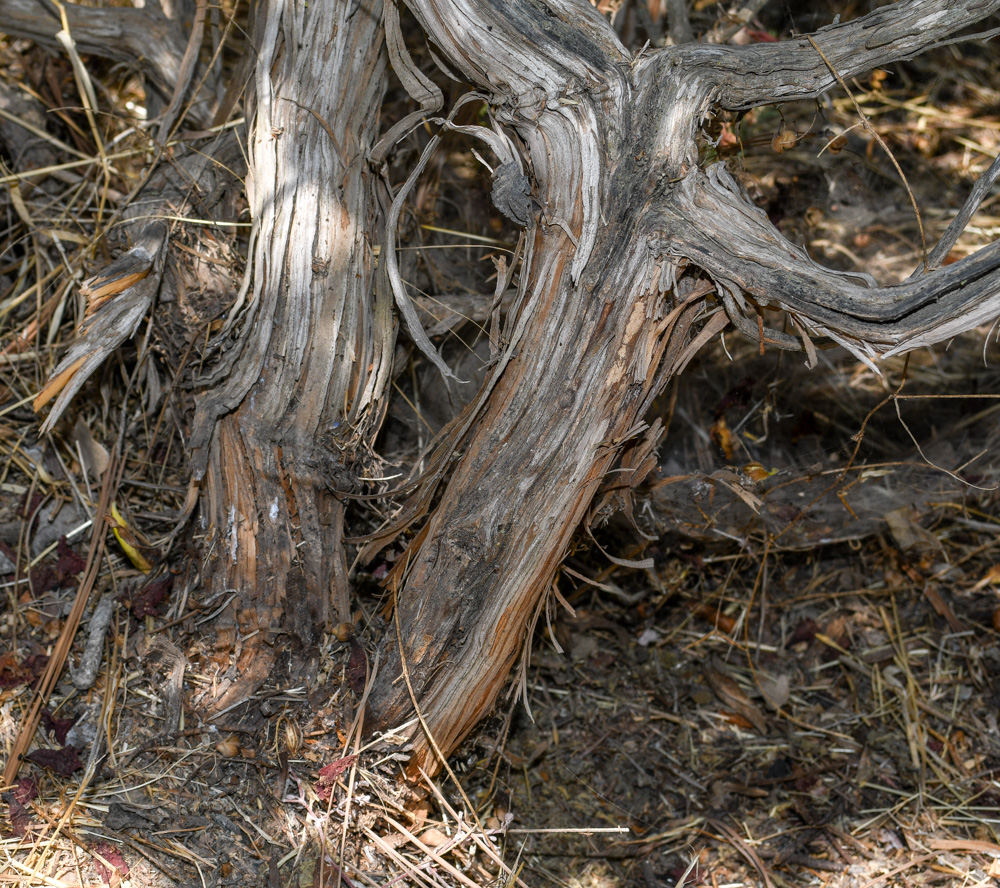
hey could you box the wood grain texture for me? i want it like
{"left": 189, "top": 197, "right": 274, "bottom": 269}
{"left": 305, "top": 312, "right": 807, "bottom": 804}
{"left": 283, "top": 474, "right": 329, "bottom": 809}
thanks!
{"left": 367, "top": 0, "right": 1000, "bottom": 772}
{"left": 191, "top": 0, "right": 394, "bottom": 711}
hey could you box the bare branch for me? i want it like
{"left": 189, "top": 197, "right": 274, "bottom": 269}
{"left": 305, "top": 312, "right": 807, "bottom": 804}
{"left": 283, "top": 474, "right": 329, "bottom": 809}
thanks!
{"left": 662, "top": 165, "right": 1000, "bottom": 359}
{"left": 649, "top": 0, "right": 1000, "bottom": 111}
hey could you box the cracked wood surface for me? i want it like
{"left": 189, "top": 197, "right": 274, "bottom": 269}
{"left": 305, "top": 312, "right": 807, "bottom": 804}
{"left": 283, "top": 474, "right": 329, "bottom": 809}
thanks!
{"left": 189, "top": 0, "right": 394, "bottom": 710}
{"left": 366, "top": 0, "right": 1000, "bottom": 772}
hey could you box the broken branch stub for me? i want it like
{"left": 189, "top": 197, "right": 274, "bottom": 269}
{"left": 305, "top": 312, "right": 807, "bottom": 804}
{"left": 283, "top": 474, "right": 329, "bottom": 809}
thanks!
{"left": 35, "top": 221, "right": 169, "bottom": 435}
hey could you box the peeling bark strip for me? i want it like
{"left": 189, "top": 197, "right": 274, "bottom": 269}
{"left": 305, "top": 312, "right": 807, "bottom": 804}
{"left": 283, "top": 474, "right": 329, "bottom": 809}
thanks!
{"left": 368, "top": 0, "right": 1000, "bottom": 772}
{"left": 190, "top": 0, "right": 393, "bottom": 711}
{"left": 35, "top": 223, "right": 168, "bottom": 432}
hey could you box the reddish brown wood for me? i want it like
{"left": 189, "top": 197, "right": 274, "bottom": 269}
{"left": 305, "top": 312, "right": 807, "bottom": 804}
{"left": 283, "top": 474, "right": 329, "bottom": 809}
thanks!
{"left": 187, "top": 0, "right": 394, "bottom": 709}
{"left": 364, "top": 0, "right": 1000, "bottom": 773}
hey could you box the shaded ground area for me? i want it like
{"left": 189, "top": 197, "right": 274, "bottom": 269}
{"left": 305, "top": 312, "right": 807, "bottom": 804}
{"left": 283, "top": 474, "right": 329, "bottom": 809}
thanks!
{"left": 3, "top": 1, "right": 1000, "bottom": 886}
{"left": 470, "top": 478, "right": 1000, "bottom": 886}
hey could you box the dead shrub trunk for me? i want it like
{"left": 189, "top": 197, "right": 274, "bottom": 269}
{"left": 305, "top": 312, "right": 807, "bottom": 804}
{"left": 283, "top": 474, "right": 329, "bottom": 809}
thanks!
{"left": 18, "top": 0, "right": 1000, "bottom": 775}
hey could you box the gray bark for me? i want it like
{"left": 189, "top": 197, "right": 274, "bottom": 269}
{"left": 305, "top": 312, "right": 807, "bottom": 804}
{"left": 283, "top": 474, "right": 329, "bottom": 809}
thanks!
{"left": 365, "top": 0, "right": 1000, "bottom": 773}
{"left": 187, "top": 0, "right": 394, "bottom": 711}
{"left": 0, "top": 0, "right": 218, "bottom": 126}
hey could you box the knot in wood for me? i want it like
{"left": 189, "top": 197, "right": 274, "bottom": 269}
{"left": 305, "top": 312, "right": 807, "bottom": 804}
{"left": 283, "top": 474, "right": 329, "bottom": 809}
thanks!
{"left": 491, "top": 160, "right": 532, "bottom": 226}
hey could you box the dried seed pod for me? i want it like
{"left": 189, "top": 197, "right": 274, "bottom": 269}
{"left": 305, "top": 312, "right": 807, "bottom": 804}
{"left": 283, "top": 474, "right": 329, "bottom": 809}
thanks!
{"left": 771, "top": 128, "right": 796, "bottom": 154}
{"left": 215, "top": 735, "right": 240, "bottom": 757}
{"left": 281, "top": 719, "right": 303, "bottom": 756}
{"left": 742, "top": 462, "right": 772, "bottom": 484}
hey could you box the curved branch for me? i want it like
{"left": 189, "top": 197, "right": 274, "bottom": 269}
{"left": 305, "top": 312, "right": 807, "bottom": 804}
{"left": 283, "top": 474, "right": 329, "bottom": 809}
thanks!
{"left": 662, "top": 165, "right": 1000, "bottom": 358}
{"left": 404, "top": 0, "right": 628, "bottom": 114}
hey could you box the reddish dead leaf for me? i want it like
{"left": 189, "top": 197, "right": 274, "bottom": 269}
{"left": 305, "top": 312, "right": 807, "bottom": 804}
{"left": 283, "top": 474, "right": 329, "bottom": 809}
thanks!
{"left": 26, "top": 744, "right": 83, "bottom": 776}
{"left": 0, "top": 652, "right": 50, "bottom": 688}
{"left": 28, "top": 564, "right": 59, "bottom": 592}
{"left": 129, "top": 573, "right": 173, "bottom": 618}
{"left": 17, "top": 491, "right": 44, "bottom": 521}
{"left": 0, "top": 652, "right": 32, "bottom": 688}
{"left": 316, "top": 755, "right": 357, "bottom": 801}
{"left": 21, "top": 653, "right": 50, "bottom": 683}
{"left": 92, "top": 841, "right": 129, "bottom": 885}
{"left": 8, "top": 774, "right": 40, "bottom": 838}
{"left": 9, "top": 798, "right": 31, "bottom": 837}
{"left": 31, "top": 536, "right": 87, "bottom": 596}
{"left": 795, "top": 772, "right": 820, "bottom": 793}
{"left": 347, "top": 638, "right": 367, "bottom": 695}
{"left": 13, "top": 773, "right": 39, "bottom": 805}
{"left": 29, "top": 566, "right": 58, "bottom": 595}
{"left": 788, "top": 618, "right": 818, "bottom": 646}
{"left": 31, "top": 540, "right": 84, "bottom": 595}
{"left": 42, "top": 708, "right": 78, "bottom": 745}
{"left": 54, "top": 536, "right": 86, "bottom": 579}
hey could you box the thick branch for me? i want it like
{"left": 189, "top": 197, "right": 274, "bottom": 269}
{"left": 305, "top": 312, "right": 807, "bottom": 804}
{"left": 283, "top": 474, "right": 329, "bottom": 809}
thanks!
{"left": 0, "top": 0, "right": 205, "bottom": 119}
{"left": 662, "top": 165, "right": 1000, "bottom": 358}
{"left": 647, "top": 0, "right": 1000, "bottom": 111}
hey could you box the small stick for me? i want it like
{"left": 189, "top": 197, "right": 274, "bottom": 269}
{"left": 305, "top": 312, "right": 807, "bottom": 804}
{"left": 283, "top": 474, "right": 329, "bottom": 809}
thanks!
{"left": 69, "top": 591, "right": 116, "bottom": 690}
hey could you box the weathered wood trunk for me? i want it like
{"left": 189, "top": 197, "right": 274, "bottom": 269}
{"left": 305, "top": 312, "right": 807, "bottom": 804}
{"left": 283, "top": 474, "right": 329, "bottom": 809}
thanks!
{"left": 364, "top": 7, "right": 708, "bottom": 759}
{"left": 185, "top": 0, "right": 394, "bottom": 708}
{"left": 365, "top": 0, "right": 1000, "bottom": 773}
{"left": 18, "top": 0, "right": 1000, "bottom": 776}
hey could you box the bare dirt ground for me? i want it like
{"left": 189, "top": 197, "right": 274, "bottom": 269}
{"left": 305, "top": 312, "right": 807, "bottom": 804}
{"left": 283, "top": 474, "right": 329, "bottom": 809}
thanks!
{"left": 2, "top": 2, "right": 1000, "bottom": 886}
